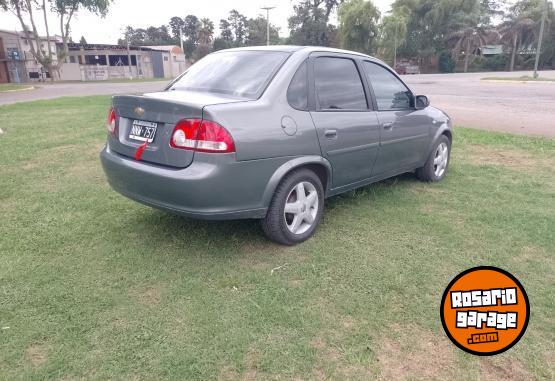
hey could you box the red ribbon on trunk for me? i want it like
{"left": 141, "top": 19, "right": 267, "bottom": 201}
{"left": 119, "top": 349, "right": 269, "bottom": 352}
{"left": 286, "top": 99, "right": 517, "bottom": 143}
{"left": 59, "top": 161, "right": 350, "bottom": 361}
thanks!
{"left": 134, "top": 141, "right": 148, "bottom": 161}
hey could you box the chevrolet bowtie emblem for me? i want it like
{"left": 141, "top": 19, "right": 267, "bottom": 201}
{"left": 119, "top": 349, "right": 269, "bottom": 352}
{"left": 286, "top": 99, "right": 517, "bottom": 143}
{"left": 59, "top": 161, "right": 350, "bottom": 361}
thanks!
{"left": 134, "top": 107, "right": 145, "bottom": 117}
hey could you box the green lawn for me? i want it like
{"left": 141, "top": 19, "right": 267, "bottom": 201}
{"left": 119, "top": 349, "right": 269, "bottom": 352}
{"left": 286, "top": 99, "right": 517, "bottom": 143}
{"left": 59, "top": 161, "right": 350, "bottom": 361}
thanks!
{"left": 0, "top": 83, "right": 35, "bottom": 92}
{"left": 482, "top": 75, "right": 555, "bottom": 82}
{"left": 0, "top": 97, "right": 554, "bottom": 380}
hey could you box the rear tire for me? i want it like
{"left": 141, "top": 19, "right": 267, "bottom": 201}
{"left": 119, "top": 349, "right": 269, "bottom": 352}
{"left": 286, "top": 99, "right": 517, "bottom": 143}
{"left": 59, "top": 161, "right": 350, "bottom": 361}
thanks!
{"left": 416, "top": 135, "right": 451, "bottom": 182}
{"left": 261, "top": 169, "right": 324, "bottom": 246}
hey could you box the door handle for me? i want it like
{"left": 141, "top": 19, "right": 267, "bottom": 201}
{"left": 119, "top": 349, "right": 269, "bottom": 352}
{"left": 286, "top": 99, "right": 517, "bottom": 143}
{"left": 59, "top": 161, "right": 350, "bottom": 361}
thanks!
{"left": 382, "top": 122, "right": 394, "bottom": 130}
{"left": 324, "top": 129, "right": 338, "bottom": 138}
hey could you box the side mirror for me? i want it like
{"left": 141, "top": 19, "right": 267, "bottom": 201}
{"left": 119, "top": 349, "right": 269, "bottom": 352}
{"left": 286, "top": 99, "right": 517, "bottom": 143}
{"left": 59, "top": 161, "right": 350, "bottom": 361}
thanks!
{"left": 415, "top": 95, "right": 430, "bottom": 110}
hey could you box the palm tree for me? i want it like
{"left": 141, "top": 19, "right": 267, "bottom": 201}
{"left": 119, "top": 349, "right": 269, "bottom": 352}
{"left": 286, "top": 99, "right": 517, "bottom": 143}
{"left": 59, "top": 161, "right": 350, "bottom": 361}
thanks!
{"left": 499, "top": 17, "right": 538, "bottom": 71}
{"left": 198, "top": 18, "right": 215, "bottom": 45}
{"left": 448, "top": 26, "right": 499, "bottom": 72}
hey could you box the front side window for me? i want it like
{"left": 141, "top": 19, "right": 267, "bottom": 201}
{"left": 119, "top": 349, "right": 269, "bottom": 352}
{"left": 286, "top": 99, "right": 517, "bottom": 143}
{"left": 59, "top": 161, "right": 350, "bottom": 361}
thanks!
{"left": 170, "top": 51, "right": 290, "bottom": 99}
{"left": 363, "top": 61, "right": 412, "bottom": 111}
{"left": 287, "top": 61, "right": 308, "bottom": 110}
{"left": 314, "top": 57, "right": 367, "bottom": 110}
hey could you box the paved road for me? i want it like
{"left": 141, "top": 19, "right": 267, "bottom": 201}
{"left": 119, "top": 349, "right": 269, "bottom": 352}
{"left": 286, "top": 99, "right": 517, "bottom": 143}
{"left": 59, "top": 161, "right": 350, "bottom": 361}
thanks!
{"left": 1, "top": 71, "right": 554, "bottom": 137}
{"left": 403, "top": 70, "right": 555, "bottom": 137}
{"left": 0, "top": 81, "right": 169, "bottom": 106}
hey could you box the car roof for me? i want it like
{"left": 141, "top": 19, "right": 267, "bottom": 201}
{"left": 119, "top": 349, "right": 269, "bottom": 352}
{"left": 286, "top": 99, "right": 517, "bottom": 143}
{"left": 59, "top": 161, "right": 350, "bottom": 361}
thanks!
{"left": 219, "top": 45, "right": 378, "bottom": 61}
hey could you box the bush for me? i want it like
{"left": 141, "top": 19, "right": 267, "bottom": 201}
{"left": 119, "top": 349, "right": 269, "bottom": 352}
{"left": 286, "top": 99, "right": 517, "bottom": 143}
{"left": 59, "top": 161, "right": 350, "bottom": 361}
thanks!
{"left": 481, "top": 54, "right": 508, "bottom": 71}
{"left": 438, "top": 51, "right": 455, "bottom": 73}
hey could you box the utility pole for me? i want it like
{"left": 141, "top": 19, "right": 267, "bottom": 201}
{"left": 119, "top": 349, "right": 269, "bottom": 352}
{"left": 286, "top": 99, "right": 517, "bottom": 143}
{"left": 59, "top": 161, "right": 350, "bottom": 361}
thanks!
{"left": 533, "top": 0, "right": 548, "bottom": 78}
{"left": 126, "top": 37, "right": 133, "bottom": 80}
{"left": 261, "top": 6, "right": 276, "bottom": 46}
{"left": 393, "top": 22, "right": 398, "bottom": 69}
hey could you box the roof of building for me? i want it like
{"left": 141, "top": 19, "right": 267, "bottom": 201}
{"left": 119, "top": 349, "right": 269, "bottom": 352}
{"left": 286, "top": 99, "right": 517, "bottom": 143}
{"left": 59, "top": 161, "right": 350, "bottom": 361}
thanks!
{"left": 62, "top": 42, "right": 169, "bottom": 52}
{"left": 143, "top": 45, "right": 184, "bottom": 54}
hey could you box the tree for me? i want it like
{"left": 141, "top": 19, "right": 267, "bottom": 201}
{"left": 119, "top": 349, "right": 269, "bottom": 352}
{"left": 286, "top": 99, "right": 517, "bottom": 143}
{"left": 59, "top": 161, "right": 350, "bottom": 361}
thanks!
{"left": 79, "top": 35, "right": 87, "bottom": 45}
{"left": 288, "top": 0, "right": 343, "bottom": 46}
{"left": 213, "top": 37, "right": 233, "bottom": 51}
{"left": 499, "top": 0, "right": 551, "bottom": 71}
{"left": 169, "top": 16, "right": 185, "bottom": 39}
{"left": 183, "top": 14, "right": 200, "bottom": 44}
{"left": 197, "top": 18, "right": 214, "bottom": 45}
{"left": 246, "top": 16, "right": 280, "bottom": 46}
{"left": 228, "top": 9, "right": 248, "bottom": 45}
{"left": 380, "top": 12, "right": 408, "bottom": 67}
{"left": 119, "top": 25, "right": 174, "bottom": 46}
{"left": 219, "top": 19, "right": 233, "bottom": 41}
{"left": 338, "top": 0, "right": 380, "bottom": 54}
{"left": 443, "top": 0, "right": 502, "bottom": 72}
{"left": 448, "top": 25, "right": 499, "bottom": 72}
{"left": 387, "top": 0, "right": 502, "bottom": 70}
{"left": 0, "top": 0, "right": 111, "bottom": 80}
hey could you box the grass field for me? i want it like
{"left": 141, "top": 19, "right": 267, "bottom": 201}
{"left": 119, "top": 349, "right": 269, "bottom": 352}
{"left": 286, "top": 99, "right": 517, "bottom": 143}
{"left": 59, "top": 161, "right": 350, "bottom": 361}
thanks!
{"left": 0, "top": 84, "right": 35, "bottom": 93}
{"left": 0, "top": 97, "right": 554, "bottom": 380}
{"left": 482, "top": 75, "right": 555, "bottom": 83}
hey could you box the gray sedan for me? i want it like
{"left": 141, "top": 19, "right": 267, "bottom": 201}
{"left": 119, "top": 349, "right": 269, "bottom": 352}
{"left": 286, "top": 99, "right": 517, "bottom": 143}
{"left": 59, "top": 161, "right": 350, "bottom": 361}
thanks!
{"left": 101, "top": 46, "right": 452, "bottom": 245}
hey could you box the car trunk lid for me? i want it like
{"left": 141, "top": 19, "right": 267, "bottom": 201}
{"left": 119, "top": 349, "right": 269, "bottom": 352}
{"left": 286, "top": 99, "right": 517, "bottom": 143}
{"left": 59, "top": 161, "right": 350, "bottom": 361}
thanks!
{"left": 109, "top": 91, "right": 246, "bottom": 168}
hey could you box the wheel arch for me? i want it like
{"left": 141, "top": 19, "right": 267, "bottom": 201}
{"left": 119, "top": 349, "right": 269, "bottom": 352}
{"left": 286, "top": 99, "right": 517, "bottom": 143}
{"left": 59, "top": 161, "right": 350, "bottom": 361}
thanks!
{"left": 261, "top": 156, "right": 332, "bottom": 209}
{"left": 426, "top": 124, "right": 453, "bottom": 158}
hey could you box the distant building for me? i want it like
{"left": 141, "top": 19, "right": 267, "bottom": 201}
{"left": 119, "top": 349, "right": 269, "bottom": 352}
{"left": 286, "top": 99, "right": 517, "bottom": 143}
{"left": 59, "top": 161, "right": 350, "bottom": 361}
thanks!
{"left": 479, "top": 45, "right": 504, "bottom": 57}
{"left": 0, "top": 29, "right": 59, "bottom": 83}
{"left": 142, "top": 45, "right": 188, "bottom": 78}
{"left": 62, "top": 43, "right": 188, "bottom": 81}
{"left": 0, "top": 29, "right": 188, "bottom": 83}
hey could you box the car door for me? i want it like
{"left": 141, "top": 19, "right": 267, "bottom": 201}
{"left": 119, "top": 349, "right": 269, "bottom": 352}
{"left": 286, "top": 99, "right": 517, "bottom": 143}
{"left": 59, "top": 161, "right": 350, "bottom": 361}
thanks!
{"left": 362, "top": 61, "right": 432, "bottom": 177}
{"left": 309, "top": 54, "right": 381, "bottom": 188}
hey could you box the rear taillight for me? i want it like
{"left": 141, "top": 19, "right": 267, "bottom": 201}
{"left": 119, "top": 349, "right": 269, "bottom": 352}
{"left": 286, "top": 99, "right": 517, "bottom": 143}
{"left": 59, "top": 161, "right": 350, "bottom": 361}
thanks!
{"left": 170, "top": 119, "right": 235, "bottom": 153}
{"left": 106, "top": 107, "right": 117, "bottom": 135}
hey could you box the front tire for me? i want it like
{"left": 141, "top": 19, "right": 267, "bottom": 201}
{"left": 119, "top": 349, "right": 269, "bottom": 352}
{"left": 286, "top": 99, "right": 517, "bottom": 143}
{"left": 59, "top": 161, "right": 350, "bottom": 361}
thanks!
{"left": 261, "top": 169, "right": 324, "bottom": 245}
{"left": 416, "top": 135, "right": 451, "bottom": 182}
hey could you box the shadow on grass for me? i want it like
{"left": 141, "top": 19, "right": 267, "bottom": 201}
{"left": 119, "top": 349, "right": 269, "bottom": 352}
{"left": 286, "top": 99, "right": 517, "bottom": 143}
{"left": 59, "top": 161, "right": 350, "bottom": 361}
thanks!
{"left": 124, "top": 173, "right": 422, "bottom": 253}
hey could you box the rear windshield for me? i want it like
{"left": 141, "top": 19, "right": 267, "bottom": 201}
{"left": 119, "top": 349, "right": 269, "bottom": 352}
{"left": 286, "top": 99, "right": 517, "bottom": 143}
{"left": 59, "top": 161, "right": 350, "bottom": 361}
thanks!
{"left": 169, "top": 51, "right": 290, "bottom": 99}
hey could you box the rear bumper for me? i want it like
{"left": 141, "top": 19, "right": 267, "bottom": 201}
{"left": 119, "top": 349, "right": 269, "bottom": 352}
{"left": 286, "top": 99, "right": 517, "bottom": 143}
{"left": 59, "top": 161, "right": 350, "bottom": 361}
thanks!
{"left": 100, "top": 145, "right": 270, "bottom": 220}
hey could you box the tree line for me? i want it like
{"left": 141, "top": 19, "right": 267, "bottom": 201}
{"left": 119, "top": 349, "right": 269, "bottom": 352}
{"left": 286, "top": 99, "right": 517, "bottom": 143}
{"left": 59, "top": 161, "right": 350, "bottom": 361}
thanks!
{"left": 1, "top": 0, "right": 553, "bottom": 79}
{"left": 118, "top": 10, "right": 280, "bottom": 61}
{"left": 119, "top": 0, "right": 554, "bottom": 72}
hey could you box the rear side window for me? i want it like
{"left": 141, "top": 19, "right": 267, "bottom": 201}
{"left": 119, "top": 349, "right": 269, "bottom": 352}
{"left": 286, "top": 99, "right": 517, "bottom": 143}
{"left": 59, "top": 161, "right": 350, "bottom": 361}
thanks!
{"left": 363, "top": 61, "right": 412, "bottom": 111}
{"left": 169, "top": 51, "right": 290, "bottom": 99}
{"left": 314, "top": 57, "right": 367, "bottom": 110}
{"left": 287, "top": 61, "right": 308, "bottom": 110}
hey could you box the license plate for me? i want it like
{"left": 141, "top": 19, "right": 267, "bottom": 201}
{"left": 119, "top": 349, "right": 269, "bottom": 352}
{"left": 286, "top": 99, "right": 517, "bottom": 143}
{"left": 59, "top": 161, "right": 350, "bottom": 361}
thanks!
{"left": 129, "top": 120, "right": 158, "bottom": 143}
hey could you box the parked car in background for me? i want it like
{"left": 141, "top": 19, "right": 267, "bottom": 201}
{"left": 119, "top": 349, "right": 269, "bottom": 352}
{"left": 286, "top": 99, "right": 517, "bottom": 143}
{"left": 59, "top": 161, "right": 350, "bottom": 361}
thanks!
{"left": 101, "top": 46, "right": 452, "bottom": 245}
{"left": 395, "top": 60, "right": 421, "bottom": 75}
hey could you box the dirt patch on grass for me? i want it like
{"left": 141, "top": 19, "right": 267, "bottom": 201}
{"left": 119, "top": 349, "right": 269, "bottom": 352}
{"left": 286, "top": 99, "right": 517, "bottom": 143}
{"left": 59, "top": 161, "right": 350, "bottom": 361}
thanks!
{"left": 310, "top": 336, "right": 373, "bottom": 380}
{"left": 464, "top": 145, "right": 555, "bottom": 173}
{"left": 130, "top": 286, "right": 161, "bottom": 306}
{"left": 217, "top": 365, "right": 239, "bottom": 381}
{"left": 376, "top": 324, "right": 457, "bottom": 380}
{"left": 479, "top": 357, "right": 532, "bottom": 380}
{"left": 26, "top": 344, "right": 47, "bottom": 366}
{"left": 512, "top": 245, "right": 551, "bottom": 265}
{"left": 243, "top": 347, "right": 260, "bottom": 381}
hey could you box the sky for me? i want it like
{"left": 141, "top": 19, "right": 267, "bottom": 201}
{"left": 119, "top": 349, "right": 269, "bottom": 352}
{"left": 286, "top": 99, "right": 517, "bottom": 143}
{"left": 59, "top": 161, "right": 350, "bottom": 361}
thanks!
{"left": 0, "top": 0, "right": 395, "bottom": 44}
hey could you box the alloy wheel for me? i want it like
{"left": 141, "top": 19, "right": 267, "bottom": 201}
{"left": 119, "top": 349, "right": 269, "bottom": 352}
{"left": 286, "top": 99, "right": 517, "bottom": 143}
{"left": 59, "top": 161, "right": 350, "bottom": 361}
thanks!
{"left": 283, "top": 181, "right": 319, "bottom": 235}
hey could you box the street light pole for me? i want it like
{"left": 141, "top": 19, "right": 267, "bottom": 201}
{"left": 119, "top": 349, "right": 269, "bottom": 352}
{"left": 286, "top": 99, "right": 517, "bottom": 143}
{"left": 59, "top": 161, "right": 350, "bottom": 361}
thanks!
{"left": 261, "top": 6, "right": 276, "bottom": 46}
{"left": 533, "top": 0, "right": 548, "bottom": 78}
{"left": 126, "top": 37, "right": 133, "bottom": 80}
{"left": 393, "top": 22, "right": 398, "bottom": 69}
